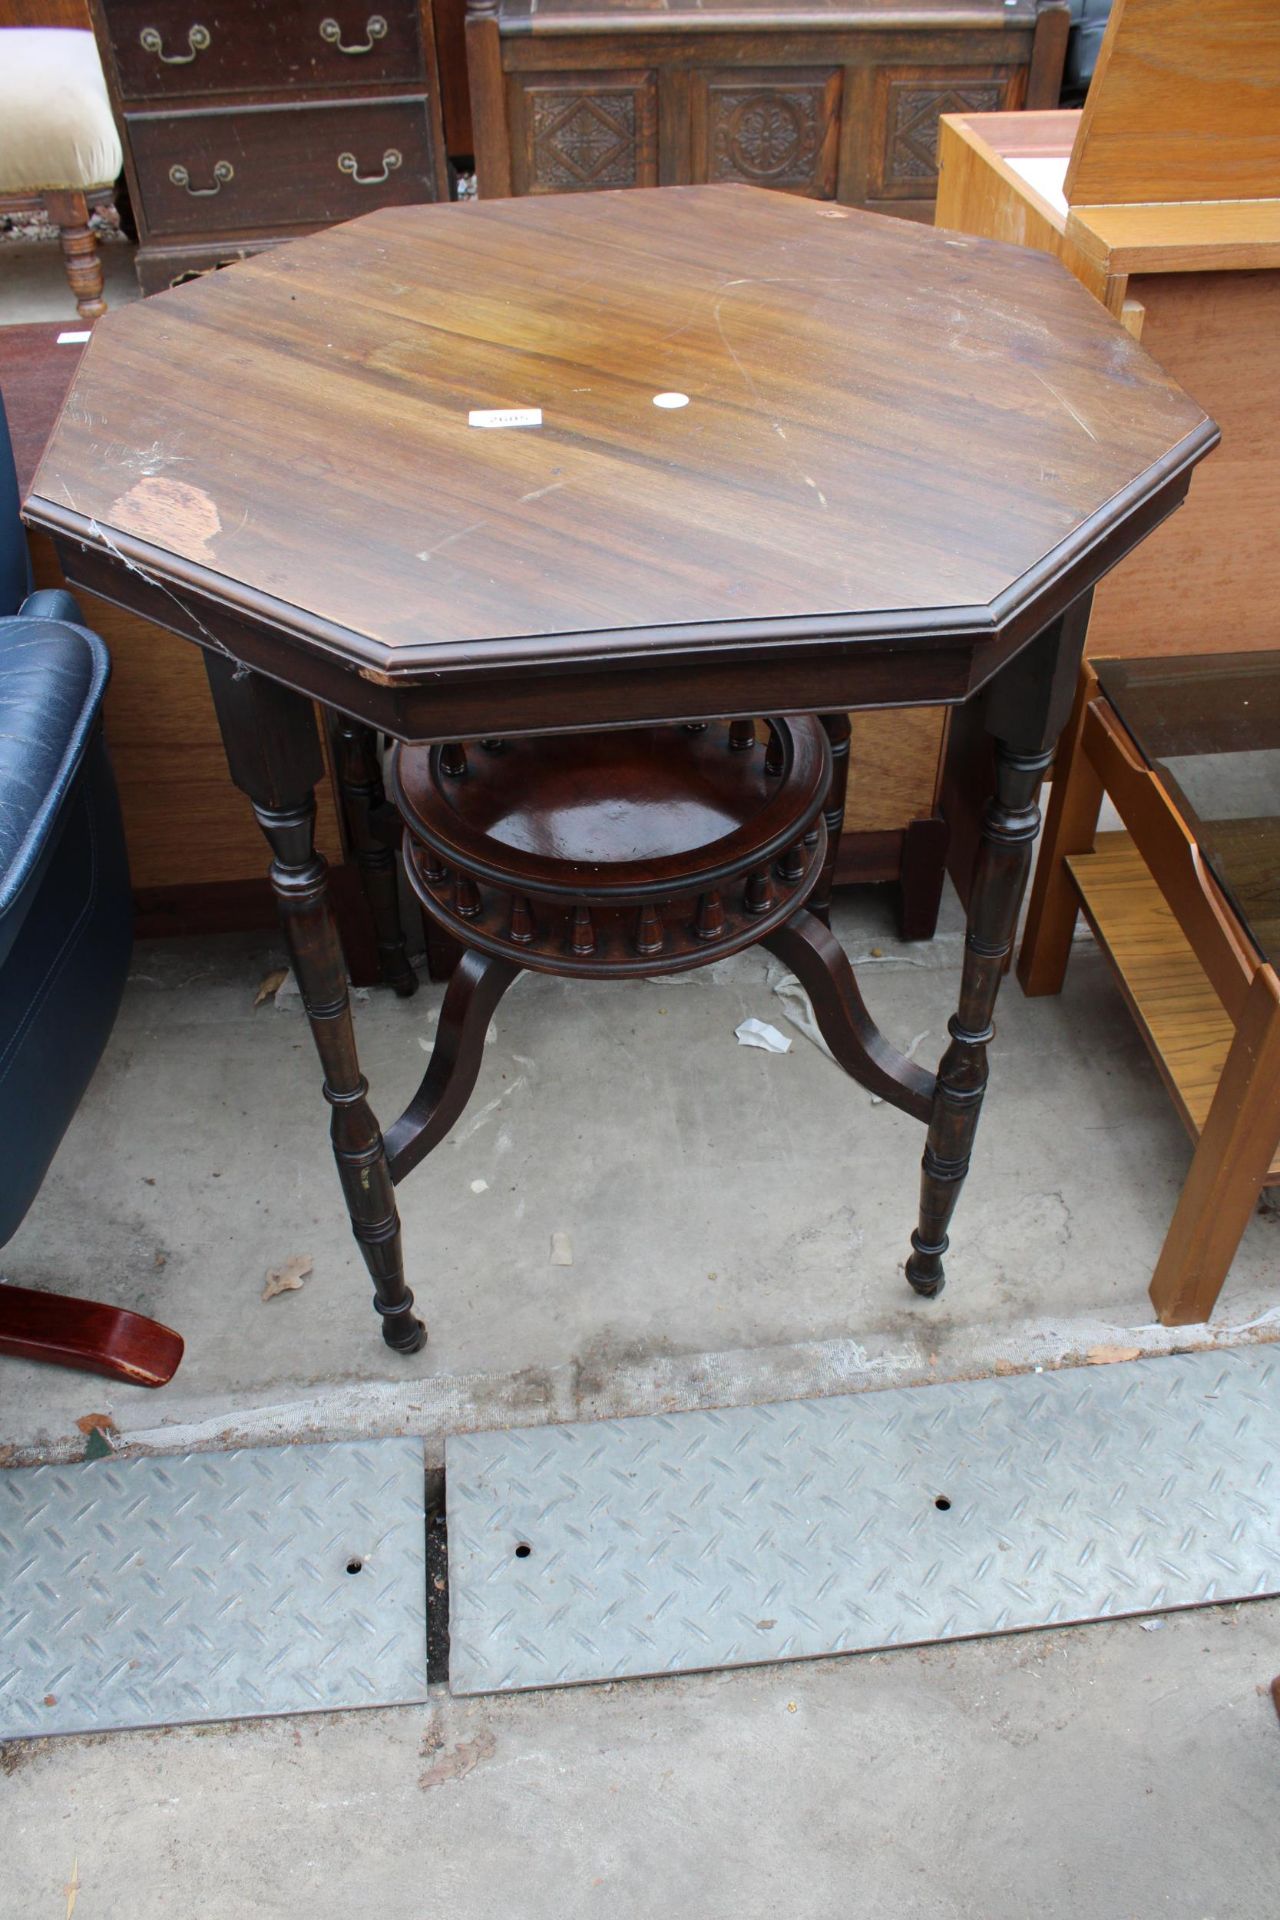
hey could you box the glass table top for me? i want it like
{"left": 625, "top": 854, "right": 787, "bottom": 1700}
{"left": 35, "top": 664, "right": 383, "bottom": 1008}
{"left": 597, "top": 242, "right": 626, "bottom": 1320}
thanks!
{"left": 1095, "top": 653, "right": 1280, "bottom": 969}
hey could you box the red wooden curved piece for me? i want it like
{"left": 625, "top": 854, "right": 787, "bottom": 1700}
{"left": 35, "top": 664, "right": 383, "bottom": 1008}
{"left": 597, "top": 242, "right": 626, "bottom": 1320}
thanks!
{"left": 0, "top": 1285, "right": 184, "bottom": 1387}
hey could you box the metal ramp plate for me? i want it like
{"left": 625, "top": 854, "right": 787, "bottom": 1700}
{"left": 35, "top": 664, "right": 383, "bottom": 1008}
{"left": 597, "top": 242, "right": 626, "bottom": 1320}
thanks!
{"left": 446, "top": 1347, "right": 1280, "bottom": 1694}
{"left": 0, "top": 1439, "right": 426, "bottom": 1738}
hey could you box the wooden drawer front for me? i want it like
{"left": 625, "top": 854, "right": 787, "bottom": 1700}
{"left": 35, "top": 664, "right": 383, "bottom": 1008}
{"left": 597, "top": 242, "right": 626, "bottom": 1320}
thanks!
{"left": 845, "top": 707, "right": 946, "bottom": 833}
{"left": 868, "top": 65, "right": 1024, "bottom": 200}
{"left": 692, "top": 69, "right": 842, "bottom": 200}
{"left": 131, "top": 98, "right": 437, "bottom": 236}
{"left": 103, "top": 0, "right": 426, "bottom": 103}
{"left": 511, "top": 73, "right": 658, "bottom": 194}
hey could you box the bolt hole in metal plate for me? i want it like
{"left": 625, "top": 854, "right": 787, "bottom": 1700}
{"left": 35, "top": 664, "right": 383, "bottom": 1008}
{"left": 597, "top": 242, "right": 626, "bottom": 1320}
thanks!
{"left": 444, "top": 1348, "right": 1280, "bottom": 1696}
{"left": 0, "top": 1440, "right": 426, "bottom": 1739}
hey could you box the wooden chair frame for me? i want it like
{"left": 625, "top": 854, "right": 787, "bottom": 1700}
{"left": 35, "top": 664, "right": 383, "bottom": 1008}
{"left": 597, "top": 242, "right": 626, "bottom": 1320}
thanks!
{"left": 1019, "top": 661, "right": 1280, "bottom": 1326}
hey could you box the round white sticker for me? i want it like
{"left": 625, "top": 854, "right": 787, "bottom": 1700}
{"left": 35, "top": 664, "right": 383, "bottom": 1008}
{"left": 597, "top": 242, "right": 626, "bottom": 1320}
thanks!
{"left": 652, "top": 392, "right": 690, "bottom": 410}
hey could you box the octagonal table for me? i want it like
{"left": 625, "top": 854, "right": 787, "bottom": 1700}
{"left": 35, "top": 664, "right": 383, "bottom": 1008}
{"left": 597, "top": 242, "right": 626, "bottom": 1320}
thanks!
{"left": 24, "top": 185, "right": 1216, "bottom": 1356}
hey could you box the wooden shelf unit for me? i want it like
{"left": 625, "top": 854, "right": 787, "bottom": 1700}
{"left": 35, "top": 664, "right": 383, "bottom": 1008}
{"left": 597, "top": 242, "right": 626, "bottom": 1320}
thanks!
{"left": 1067, "top": 832, "right": 1280, "bottom": 1183}
{"left": 1020, "top": 665, "right": 1280, "bottom": 1328}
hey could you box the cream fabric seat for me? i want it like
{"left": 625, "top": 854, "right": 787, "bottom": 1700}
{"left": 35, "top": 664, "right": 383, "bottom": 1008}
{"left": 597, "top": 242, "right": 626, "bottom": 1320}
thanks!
{"left": 0, "top": 29, "right": 124, "bottom": 321}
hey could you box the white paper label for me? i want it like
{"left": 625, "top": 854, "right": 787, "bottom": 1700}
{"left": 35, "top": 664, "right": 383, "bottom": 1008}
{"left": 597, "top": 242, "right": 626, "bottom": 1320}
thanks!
{"left": 57, "top": 330, "right": 92, "bottom": 345}
{"left": 468, "top": 407, "right": 543, "bottom": 429}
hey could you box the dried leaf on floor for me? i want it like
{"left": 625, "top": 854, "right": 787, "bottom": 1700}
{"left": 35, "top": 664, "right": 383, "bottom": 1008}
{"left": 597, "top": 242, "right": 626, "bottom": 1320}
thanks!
{"left": 1085, "top": 1344, "right": 1142, "bottom": 1366}
{"left": 75, "top": 1413, "right": 117, "bottom": 1436}
{"left": 262, "top": 1255, "right": 314, "bottom": 1301}
{"left": 253, "top": 967, "right": 289, "bottom": 1008}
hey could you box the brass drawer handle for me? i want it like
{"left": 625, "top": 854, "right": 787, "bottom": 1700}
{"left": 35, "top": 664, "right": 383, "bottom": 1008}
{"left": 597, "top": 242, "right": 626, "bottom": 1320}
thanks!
{"left": 169, "top": 160, "right": 234, "bottom": 196}
{"left": 319, "top": 14, "right": 387, "bottom": 54}
{"left": 139, "top": 23, "right": 210, "bottom": 63}
{"left": 337, "top": 147, "right": 401, "bottom": 185}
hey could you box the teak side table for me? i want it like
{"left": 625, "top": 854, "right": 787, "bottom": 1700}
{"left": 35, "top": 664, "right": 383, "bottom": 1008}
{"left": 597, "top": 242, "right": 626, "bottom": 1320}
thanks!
{"left": 24, "top": 186, "right": 1215, "bottom": 1353}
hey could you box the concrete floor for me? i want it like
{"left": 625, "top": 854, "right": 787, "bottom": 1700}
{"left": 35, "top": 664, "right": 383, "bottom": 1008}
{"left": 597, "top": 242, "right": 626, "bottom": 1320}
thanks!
{"left": 3, "top": 889, "right": 1278, "bottom": 1466}
{"left": 5, "top": 1602, "right": 1279, "bottom": 1919}
{"left": 4, "top": 230, "right": 1280, "bottom": 1918}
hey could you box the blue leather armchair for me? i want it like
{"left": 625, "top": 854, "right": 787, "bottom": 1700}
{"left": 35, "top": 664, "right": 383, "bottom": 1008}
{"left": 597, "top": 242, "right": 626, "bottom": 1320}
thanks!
{"left": 0, "top": 384, "right": 180, "bottom": 1384}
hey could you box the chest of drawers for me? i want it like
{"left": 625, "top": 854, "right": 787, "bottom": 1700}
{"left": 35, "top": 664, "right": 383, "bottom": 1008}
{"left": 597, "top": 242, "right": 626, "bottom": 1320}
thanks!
{"left": 90, "top": 0, "right": 450, "bottom": 291}
{"left": 466, "top": 0, "right": 1068, "bottom": 219}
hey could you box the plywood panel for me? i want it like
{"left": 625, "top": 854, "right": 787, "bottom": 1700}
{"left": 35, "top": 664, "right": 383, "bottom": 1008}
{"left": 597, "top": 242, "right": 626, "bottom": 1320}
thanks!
{"left": 845, "top": 705, "right": 946, "bottom": 833}
{"left": 1065, "top": 0, "right": 1280, "bottom": 207}
{"left": 1087, "top": 269, "right": 1280, "bottom": 659}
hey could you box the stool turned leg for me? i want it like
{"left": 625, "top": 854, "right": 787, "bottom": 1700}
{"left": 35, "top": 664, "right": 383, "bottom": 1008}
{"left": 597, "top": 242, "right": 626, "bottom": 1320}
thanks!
{"left": 206, "top": 660, "right": 424, "bottom": 1354}
{"left": 808, "top": 712, "right": 851, "bottom": 923}
{"left": 332, "top": 719, "right": 419, "bottom": 998}
{"left": 43, "top": 190, "right": 107, "bottom": 323}
{"left": 906, "top": 739, "right": 1052, "bottom": 1296}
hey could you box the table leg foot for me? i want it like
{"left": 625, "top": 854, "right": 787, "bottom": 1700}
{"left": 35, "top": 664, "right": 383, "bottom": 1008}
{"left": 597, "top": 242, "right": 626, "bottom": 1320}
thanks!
{"left": 905, "top": 1236, "right": 947, "bottom": 1297}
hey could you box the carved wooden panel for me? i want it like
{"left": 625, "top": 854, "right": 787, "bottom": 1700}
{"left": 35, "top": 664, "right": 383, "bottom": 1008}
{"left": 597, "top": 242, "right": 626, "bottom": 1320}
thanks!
{"left": 696, "top": 69, "right": 842, "bottom": 199}
{"left": 870, "top": 66, "right": 1021, "bottom": 200}
{"left": 515, "top": 74, "right": 658, "bottom": 193}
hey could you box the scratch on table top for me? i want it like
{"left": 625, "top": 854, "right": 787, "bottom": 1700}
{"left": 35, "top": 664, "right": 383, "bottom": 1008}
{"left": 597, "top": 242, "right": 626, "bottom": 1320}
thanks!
{"left": 1029, "top": 368, "right": 1100, "bottom": 442}
{"left": 518, "top": 481, "right": 566, "bottom": 504}
{"left": 417, "top": 519, "right": 489, "bottom": 561}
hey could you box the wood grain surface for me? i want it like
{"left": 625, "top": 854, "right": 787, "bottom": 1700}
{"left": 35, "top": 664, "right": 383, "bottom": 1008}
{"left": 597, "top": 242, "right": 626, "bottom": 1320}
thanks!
{"left": 1, "top": 321, "right": 347, "bottom": 893}
{"left": 1066, "top": 833, "right": 1271, "bottom": 1162}
{"left": 1065, "top": 0, "right": 1280, "bottom": 209}
{"left": 26, "top": 185, "right": 1214, "bottom": 719}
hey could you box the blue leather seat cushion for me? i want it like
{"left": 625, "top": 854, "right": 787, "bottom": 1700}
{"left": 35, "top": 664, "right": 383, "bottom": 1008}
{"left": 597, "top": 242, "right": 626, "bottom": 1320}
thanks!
{"left": 0, "top": 613, "right": 111, "bottom": 968}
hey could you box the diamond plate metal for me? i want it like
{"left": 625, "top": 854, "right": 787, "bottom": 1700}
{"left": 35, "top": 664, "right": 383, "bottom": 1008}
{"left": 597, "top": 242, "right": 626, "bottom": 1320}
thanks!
{"left": 0, "top": 1439, "right": 426, "bottom": 1738}
{"left": 446, "top": 1347, "right": 1280, "bottom": 1694}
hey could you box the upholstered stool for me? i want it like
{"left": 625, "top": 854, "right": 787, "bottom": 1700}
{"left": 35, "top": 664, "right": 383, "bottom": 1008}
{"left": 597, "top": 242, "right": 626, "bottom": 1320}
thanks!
{"left": 382, "top": 718, "right": 935, "bottom": 1305}
{"left": 0, "top": 29, "right": 123, "bottom": 321}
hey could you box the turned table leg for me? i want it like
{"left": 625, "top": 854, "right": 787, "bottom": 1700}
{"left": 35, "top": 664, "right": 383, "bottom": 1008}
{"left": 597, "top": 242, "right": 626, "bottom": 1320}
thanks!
{"left": 905, "top": 598, "right": 1091, "bottom": 1298}
{"left": 206, "top": 659, "right": 424, "bottom": 1352}
{"left": 331, "top": 718, "right": 419, "bottom": 998}
{"left": 905, "top": 736, "right": 1053, "bottom": 1294}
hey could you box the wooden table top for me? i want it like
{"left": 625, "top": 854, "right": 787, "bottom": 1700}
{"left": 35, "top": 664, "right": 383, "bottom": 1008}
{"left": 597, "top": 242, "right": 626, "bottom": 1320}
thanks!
{"left": 25, "top": 186, "right": 1215, "bottom": 736}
